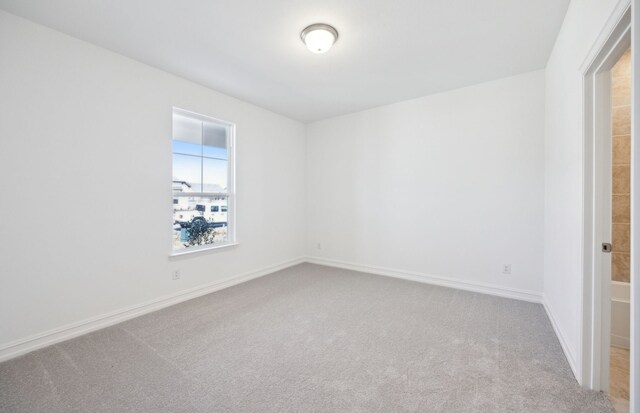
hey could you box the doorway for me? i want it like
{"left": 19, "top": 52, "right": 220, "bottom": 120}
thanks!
{"left": 580, "top": 4, "right": 634, "bottom": 411}
{"left": 608, "top": 47, "right": 632, "bottom": 413}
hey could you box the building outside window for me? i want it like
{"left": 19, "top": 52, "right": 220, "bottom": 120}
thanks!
{"left": 171, "top": 108, "right": 235, "bottom": 253}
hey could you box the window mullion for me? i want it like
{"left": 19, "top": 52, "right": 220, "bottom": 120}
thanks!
{"left": 200, "top": 120, "right": 204, "bottom": 193}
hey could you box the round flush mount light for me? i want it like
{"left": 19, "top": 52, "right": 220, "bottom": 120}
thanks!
{"left": 300, "top": 23, "right": 338, "bottom": 54}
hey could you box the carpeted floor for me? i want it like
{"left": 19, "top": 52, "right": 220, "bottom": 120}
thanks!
{"left": 0, "top": 263, "right": 613, "bottom": 412}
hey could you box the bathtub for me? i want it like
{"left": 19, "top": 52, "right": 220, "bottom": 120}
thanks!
{"left": 611, "top": 280, "right": 630, "bottom": 349}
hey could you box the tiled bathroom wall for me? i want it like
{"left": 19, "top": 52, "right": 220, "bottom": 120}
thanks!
{"left": 611, "top": 49, "right": 631, "bottom": 283}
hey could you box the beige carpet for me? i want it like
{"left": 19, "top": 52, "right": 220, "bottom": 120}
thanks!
{"left": 0, "top": 263, "right": 613, "bottom": 412}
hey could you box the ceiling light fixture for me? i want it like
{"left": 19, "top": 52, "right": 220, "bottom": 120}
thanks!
{"left": 300, "top": 23, "right": 338, "bottom": 54}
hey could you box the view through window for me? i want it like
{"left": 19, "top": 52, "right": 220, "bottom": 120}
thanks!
{"left": 172, "top": 108, "right": 234, "bottom": 252}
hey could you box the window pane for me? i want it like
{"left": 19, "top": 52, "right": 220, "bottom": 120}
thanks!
{"left": 203, "top": 158, "right": 228, "bottom": 192}
{"left": 172, "top": 109, "right": 233, "bottom": 252}
{"left": 172, "top": 153, "right": 201, "bottom": 192}
{"left": 202, "top": 121, "right": 228, "bottom": 159}
{"left": 203, "top": 145, "right": 228, "bottom": 159}
{"left": 173, "top": 196, "right": 229, "bottom": 250}
{"left": 173, "top": 113, "right": 202, "bottom": 156}
{"left": 172, "top": 140, "right": 201, "bottom": 156}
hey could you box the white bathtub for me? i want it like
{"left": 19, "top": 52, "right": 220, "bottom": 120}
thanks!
{"left": 611, "top": 280, "right": 630, "bottom": 349}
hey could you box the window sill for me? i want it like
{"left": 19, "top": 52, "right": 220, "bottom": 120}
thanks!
{"left": 169, "top": 242, "right": 239, "bottom": 258}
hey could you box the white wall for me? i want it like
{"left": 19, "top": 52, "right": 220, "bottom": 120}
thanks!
{"left": 306, "top": 71, "right": 545, "bottom": 298}
{"left": 0, "top": 11, "right": 306, "bottom": 355}
{"left": 4, "top": 3, "right": 630, "bottom": 385}
{"left": 544, "top": 0, "right": 626, "bottom": 381}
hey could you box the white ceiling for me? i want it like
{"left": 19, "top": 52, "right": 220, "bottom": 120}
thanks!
{"left": 0, "top": 0, "right": 570, "bottom": 122}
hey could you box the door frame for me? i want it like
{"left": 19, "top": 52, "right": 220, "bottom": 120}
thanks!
{"left": 580, "top": 2, "right": 631, "bottom": 392}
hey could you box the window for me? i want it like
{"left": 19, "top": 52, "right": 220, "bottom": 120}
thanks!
{"left": 172, "top": 108, "right": 235, "bottom": 253}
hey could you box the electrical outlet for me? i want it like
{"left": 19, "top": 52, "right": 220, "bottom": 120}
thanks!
{"left": 502, "top": 264, "right": 512, "bottom": 275}
{"left": 172, "top": 270, "right": 181, "bottom": 280}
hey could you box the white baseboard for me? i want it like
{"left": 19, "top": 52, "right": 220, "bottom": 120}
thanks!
{"left": 306, "top": 256, "right": 543, "bottom": 303}
{"left": 0, "top": 256, "right": 554, "bottom": 364}
{"left": 542, "top": 297, "right": 580, "bottom": 381}
{"left": 310, "top": 256, "right": 582, "bottom": 381}
{"left": 306, "top": 257, "right": 583, "bottom": 378}
{"left": 0, "top": 257, "right": 305, "bottom": 363}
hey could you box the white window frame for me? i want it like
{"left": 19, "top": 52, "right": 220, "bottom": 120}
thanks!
{"left": 170, "top": 107, "right": 236, "bottom": 256}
